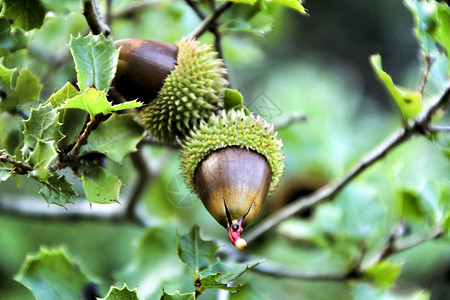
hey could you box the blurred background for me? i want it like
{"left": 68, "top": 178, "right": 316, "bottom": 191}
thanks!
{"left": 1, "top": 0, "right": 449, "bottom": 299}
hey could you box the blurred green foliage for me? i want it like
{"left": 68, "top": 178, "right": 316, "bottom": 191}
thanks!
{"left": 0, "top": 0, "right": 449, "bottom": 299}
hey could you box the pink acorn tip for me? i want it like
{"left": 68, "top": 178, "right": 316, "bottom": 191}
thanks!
{"left": 228, "top": 219, "right": 247, "bottom": 249}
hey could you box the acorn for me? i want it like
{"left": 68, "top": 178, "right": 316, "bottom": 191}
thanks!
{"left": 113, "top": 37, "right": 228, "bottom": 144}
{"left": 180, "top": 109, "right": 285, "bottom": 248}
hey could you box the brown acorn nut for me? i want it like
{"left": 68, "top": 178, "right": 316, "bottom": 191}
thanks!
{"left": 112, "top": 39, "right": 178, "bottom": 103}
{"left": 180, "top": 110, "right": 285, "bottom": 249}
{"left": 195, "top": 147, "right": 271, "bottom": 248}
{"left": 112, "top": 37, "right": 227, "bottom": 144}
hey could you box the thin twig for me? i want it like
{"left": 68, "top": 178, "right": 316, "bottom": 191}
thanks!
{"left": 185, "top": 0, "right": 207, "bottom": 19}
{"left": 185, "top": 0, "right": 231, "bottom": 83}
{"left": 127, "top": 151, "right": 152, "bottom": 220}
{"left": 83, "top": 0, "right": 111, "bottom": 37}
{"left": 245, "top": 84, "right": 450, "bottom": 243}
{"left": 68, "top": 116, "right": 101, "bottom": 159}
{"left": 189, "top": 1, "right": 234, "bottom": 38}
{"left": 248, "top": 226, "right": 443, "bottom": 279}
{"left": 427, "top": 124, "right": 450, "bottom": 132}
{"left": 51, "top": 115, "right": 101, "bottom": 172}
{"left": 0, "top": 152, "right": 33, "bottom": 175}
{"left": 274, "top": 112, "right": 308, "bottom": 130}
{"left": 0, "top": 195, "right": 146, "bottom": 226}
{"left": 106, "top": 0, "right": 113, "bottom": 26}
{"left": 417, "top": 55, "right": 433, "bottom": 96}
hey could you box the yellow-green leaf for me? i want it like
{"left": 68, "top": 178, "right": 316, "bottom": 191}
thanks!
{"left": 370, "top": 54, "right": 422, "bottom": 121}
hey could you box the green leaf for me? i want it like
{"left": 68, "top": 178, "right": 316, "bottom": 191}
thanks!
{"left": 59, "top": 108, "right": 87, "bottom": 151}
{"left": 45, "top": 81, "right": 80, "bottom": 108}
{"left": 443, "top": 213, "right": 450, "bottom": 233}
{"left": 38, "top": 174, "right": 76, "bottom": 206}
{"left": 0, "top": 149, "right": 13, "bottom": 182}
{"left": 370, "top": 54, "right": 422, "bottom": 121}
{"left": 115, "top": 224, "right": 184, "bottom": 299}
{"left": 160, "top": 291, "right": 195, "bottom": 300}
{"left": 210, "top": 260, "right": 261, "bottom": 283}
{"left": 40, "top": 0, "right": 83, "bottom": 13}
{"left": 63, "top": 87, "right": 112, "bottom": 116}
{"left": 404, "top": 0, "right": 438, "bottom": 54}
{"left": 1, "top": 0, "right": 47, "bottom": 31}
{"left": 0, "top": 68, "right": 42, "bottom": 112}
{"left": 81, "top": 167, "right": 121, "bottom": 204}
{"left": 14, "top": 247, "right": 96, "bottom": 300}
{"left": 224, "top": 88, "right": 244, "bottom": 110}
{"left": 199, "top": 273, "right": 240, "bottom": 293}
{"left": 0, "top": 62, "right": 17, "bottom": 94}
{"left": 21, "top": 103, "right": 64, "bottom": 159}
{"left": 363, "top": 261, "right": 402, "bottom": 290}
{"left": 27, "top": 140, "right": 57, "bottom": 181}
{"left": 0, "top": 16, "right": 27, "bottom": 52}
{"left": 430, "top": 131, "right": 450, "bottom": 160}
{"left": 80, "top": 114, "right": 143, "bottom": 163}
{"left": 63, "top": 87, "right": 142, "bottom": 116}
{"left": 110, "top": 100, "right": 143, "bottom": 111}
{"left": 177, "top": 225, "right": 219, "bottom": 272}
{"left": 0, "top": 111, "right": 22, "bottom": 154}
{"left": 69, "top": 34, "right": 119, "bottom": 92}
{"left": 100, "top": 284, "right": 139, "bottom": 300}
{"left": 271, "top": 0, "right": 307, "bottom": 15}
{"left": 434, "top": 3, "right": 450, "bottom": 72}
{"left": 398, "top": 189, "right": 427, "bottom": 222}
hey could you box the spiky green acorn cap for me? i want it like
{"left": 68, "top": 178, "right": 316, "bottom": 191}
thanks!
{"left": 139, "top": 37, "right": 228, "bottom": 144}
{"left": 180, "top": 109, "right": 286, "bottom": 193}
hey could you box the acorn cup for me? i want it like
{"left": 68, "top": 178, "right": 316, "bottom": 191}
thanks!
{"left": 113, "top": 37, "right": 228, "bottom": 144}
{"left": 180, "top": 109, "right": 286, "bottom": 249}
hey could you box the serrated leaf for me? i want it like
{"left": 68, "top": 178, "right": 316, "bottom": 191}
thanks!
{"left": 69, "top": 34, "right": 119, "bottom": 92}
{"left": 45, "top": 81, "right": 80, "bottom": 108}
{"left": 0, "top": 16, "right": 27, "bottom": 52}
{"left": 115, "top": 224, "right": 184, "bottom": 299}
{"left": 110, "top": 100, "right": 143, "bottom": 111}
{"left": 199, "top": 273, "right": 240, "bottom": 293}
{"left": 63, "top": 87, "right": 111, "bottom": 116}
{"left": 21, "top": 103, "right": 64, "bottom": 159}
{"left": 363, "top": 261, "right": 402, "bottom": 290}
{"left": 0, "top": 68, "right": 42, "bottom": 112}
{"left": 211, "top": 260, "right": 262, "bottom": 283}
{"left": 1, "top": 0, "right": 47, "bottom": 31}
{"left": 14, "top": 247, "right": 96, "bottom": 300}
{"left": 0, "top": 149, "right": 13, "bottom": 182}
{"left": 271, "top": 0, "right": 307, "bottom": 15}
{"left": 370, "top": 54, "right": 422, "bottom": 121}
{"left": 80, "top": 114, "right": 143, "bottom": 163}
{"left": 160, "top": 290, "right": 195, "bottom": 300}
{"left": 178, "top": 225, "right": 219, "bottom": 272}
{"left": 27, "top": 140, "right": 57, "bottom": 181}
{"left": 81, "top": 166, "right": 121, "bottom": 204}
{"left": 38, "top": 174, "right": 76, "bottom": 206}
{"left": 99, "top": 284, "right": 139, "bottom": 300}
{"left": 63, "top": 87, "right": 142, "bottom": 116}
